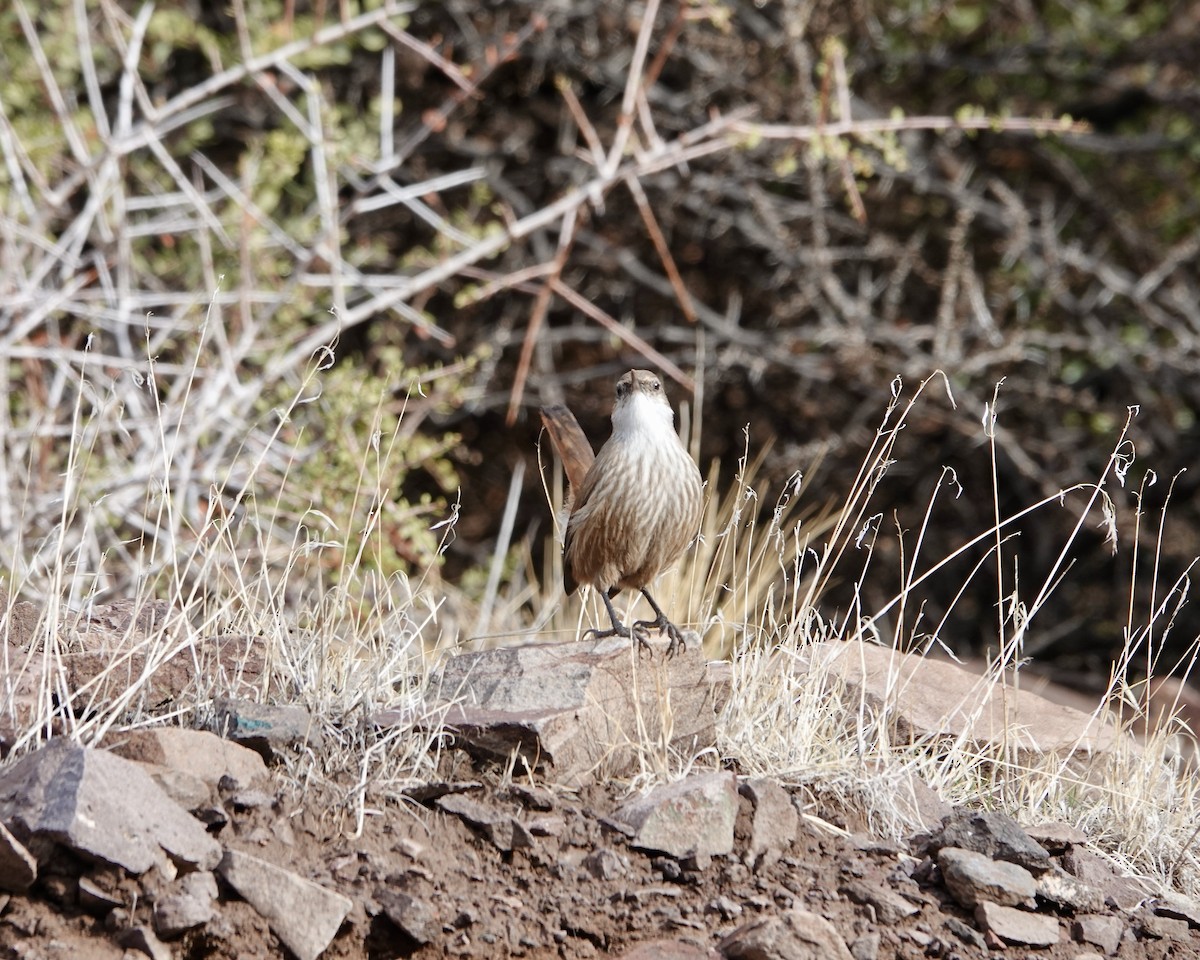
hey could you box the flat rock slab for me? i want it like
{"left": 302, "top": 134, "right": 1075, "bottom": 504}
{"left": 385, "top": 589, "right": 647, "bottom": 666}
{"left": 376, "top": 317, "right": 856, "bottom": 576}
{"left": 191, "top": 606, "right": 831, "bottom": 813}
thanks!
{"left": 938, "top": 847, "right": 1036, "bottom": 909}
{"left": 975, "top": 901, "right": 1060, "bottom": 947}
{"left": 741, "top": 778, "right": 797, "bottom": 871}
{"left": 218, "top": 849, "right": 351, "bottom": 960}
{"left": 107, "top": 727, "right": 268, "bottom": 789}
{"left": 0, "top": 740, "right": 220, "bottom": 874}
{"left": 933, "top": 810, "right": 1051, "bottom": 873}
{"left": 411, "top": 634, "right": 727, "bottom": 787}
{"left": 612, "top": 771, "right": 738, "bottom": 859}
{"left": 799, "top": 641, "right": 1131, "bottom": 761}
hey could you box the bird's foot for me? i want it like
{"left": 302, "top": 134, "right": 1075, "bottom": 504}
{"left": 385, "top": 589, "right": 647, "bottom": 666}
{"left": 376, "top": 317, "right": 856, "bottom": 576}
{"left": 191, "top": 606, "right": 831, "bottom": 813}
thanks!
{"left": 633, "top": 616, "right": 687, "bottom": 658}
{"left": 584, "top": 620, "right": 655, "bottom": 656}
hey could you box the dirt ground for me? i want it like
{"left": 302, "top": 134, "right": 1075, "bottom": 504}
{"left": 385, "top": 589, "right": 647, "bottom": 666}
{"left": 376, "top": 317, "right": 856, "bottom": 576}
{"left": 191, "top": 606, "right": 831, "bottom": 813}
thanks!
{"left": 3, "top": 760, "right": 1198, "bottom": 960}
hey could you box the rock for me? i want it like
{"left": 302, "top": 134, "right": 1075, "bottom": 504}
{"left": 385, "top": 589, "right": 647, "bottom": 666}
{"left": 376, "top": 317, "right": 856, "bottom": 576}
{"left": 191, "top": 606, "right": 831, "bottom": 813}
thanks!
{"left": 218, "top": 849, "right": 351, "bottom": 960}
{"left": 612, "top": 772, "right": 738, "bottom": 859}
{"left": 435, "top": 794, "right": 534, "bottom": 852}
{"left": 740, "top": 779, "right": 797, "bottom": 871}
{"left": 618, "top": 941, "right": 719, "bottom": 959}
{"left": 839, "top": 880, "right": 919, "bottom": 924}
{"left": 1024, "top": 820, "right": 1088, "bottom": 853}
{"left": 1072, "top": 914, "right": 1124, "bottom": 955}
{"left": 1139, "top": 912, "right": 1191, "bottom": 940}
{"left": 153, "top": 871, "right": 219, "bottom": 939}
{"left": 944, "top": 916, "right": 986, "bottom": 949}
{"left": 937, "top": 847, "right": 1036, "bottom": 909}
{"left": 583, "top": 847, "right": 628, "bottom": 880}
{"left": 108, "top": 727, "right": 268, "bottom": 790}
{"left": 933, "top": 811, "right": 1051, "bottom": 873}
{"left": 212, "top": 698, "right": 323, "bottom": 760}
{"left": 848, "top": 932, "right": 879, "bottom": 960}
{"left": 799, "top": 641, "right": 1131, "bottom": 762}
{"left": 0, "top": 740, "right": 220, "bottom": 874}
{"left": 406, "top": 635, "right": 728, "bottom": 787}
{"left": 378, "top": 889, "right": 438, "bottom": 944}
{"left": 0, "top": 819, "right": 36, "bottom": 892}
{"left": 135, "top": 765, "right": 213, "bottom": 811}
{"left": 1155, "top": 896, "right": 1200, "bottom": 928}
{"left": 1035, "top": 866, "right": 1104, "bottom": 912}
{"left": 719, "top": 907, "right": 856, "bottom": 960}
{"left": 1062, "top": 847, "right": 1151, "bottom": 909}
{"left": 974, "top": 901, "right": 1060, "bottom": 947}
{"left": 119, "top": 924, "right": 174, "bottom": 960}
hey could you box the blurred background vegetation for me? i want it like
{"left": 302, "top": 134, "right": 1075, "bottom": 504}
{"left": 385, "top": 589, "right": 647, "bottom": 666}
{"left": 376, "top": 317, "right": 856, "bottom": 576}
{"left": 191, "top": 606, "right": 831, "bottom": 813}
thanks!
{"left": 1, "top": 0, "right": 1198, "bottom": 688}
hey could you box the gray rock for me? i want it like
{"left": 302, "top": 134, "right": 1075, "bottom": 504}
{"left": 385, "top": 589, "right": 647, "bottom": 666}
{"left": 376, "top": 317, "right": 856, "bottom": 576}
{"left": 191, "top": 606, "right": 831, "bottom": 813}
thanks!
{"left": 153, "top": 871, "right": 219, "bottom": 939}
{"left": 719, "top": 907, "right": 856, "bottom": 960}
{"left": 119, "top": 924, "right": 174, "bottom": 960}
{"left": 798, "top": 641, "right": 1132, "bottom": 763}
{"left": 1072, "top": 914, "right": 1124, "bottom": 955}
{"left": 1024, "top": 820, "right": 1088, "bottom": 853}
{"left": 974, "top": 901, "right": 1060, "bottom": 947}
{"left": 218, "top": 849, "right": 351, "bottom": 960}
{"left": 583, "top": 847, "right": 627, "bottom": 880}
{"left": 408, "top": 635, "right": 728, "bottom": 787}
{"left": 839, "top": 880, "right": 919, "bottom": 924}
{"left": 0, "top": 740, "right": 220, "bottom": 874}
{"left": 379, "top": 889, "right": 438, "bottom": 944}
{"left": 938, "top": 847, "right": 1036, "bottom": 908}
{"left": 1155, "top": 896, "right": 1200, "bottom": 928}
{"left": 435, "top": 793, "right": 533, "bottom": 852}
{"left": 1139, "top": 912, "right": 1191, "bottom": 940}
{"left": 212, "top": 698, "right": 323, "bottom": 760}
{"left": 613, "top": 772, "right": 738, "bottom": 859}
{"left": 848, "top": 932, "right": 880, "bottom": 960}
{"left": 0, "top": 819, "right": 36, "bottom": 892}
{"left": 944, "top": 916, "right": 986, "bottom": 949}
{"left": 1035, "top": 866, "right": 1104, "bottom": 912}
{"left": 740, "top": 779, "right": 797, "bottom": 871}
{"left": 107, "top": 727, "right": 268, "bottom": 789}
{"left": 935, "top": 811, "right": 1051, "bottom": 873}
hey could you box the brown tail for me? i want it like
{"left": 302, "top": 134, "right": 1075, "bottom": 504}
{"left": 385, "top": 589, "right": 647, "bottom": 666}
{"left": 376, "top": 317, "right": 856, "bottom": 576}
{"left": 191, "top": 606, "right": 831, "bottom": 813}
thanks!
{"left": 539, "top": 404, "right": 595, "bottom": 492}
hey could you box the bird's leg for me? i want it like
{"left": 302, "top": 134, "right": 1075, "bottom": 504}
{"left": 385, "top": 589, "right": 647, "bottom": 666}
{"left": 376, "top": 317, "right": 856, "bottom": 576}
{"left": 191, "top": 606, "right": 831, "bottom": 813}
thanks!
{"left": 634, "top": 589, "right": 688, "bottom": 657}
{"left": 583, "top": 591, "right": 654, "bottom": 654}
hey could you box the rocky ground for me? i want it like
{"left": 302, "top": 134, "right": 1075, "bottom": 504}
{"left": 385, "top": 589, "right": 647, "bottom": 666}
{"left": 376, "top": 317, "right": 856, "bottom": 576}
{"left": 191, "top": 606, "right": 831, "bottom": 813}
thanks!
{"left": 1, "top": 604, "right": 1199, "bottom": 958}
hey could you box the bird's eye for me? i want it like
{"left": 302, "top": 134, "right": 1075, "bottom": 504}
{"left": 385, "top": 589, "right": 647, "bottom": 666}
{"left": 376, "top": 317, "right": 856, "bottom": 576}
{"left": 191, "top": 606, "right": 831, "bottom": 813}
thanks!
{"left": 651, "top": 380, "right": 660, "bottom": 391}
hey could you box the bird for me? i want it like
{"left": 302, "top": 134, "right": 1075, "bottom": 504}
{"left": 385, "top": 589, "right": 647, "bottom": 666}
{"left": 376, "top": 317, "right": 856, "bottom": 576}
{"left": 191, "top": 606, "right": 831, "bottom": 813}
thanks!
{"left": 541, "top": 369, "right": 703, "bottom": 656}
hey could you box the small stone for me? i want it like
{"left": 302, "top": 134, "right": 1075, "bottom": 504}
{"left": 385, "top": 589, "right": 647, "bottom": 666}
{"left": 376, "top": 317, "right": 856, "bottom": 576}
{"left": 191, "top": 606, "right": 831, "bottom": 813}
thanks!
{"left": 613, "top": 772, "right": 738, "bottom": 859}
{"left": 583, "top": 847, "right": 627, "bottom": 881}
{"left": 840, "top": 880, "right": 919, "bottom": 924}
{"left": 938, "top": 847, "right": 1036, "bottom": 908}
{"left": 719, "top": 908, "right": 855, "bottom": 960}
{"left": 1072, "top": 914, "right": 1123, "bottom": 955}
{"left": 153, "top": 871, "right": 218, "bottom": 939}
{"left": 740, "top": 779, "right": 797, "bottom": 871}
{"left": 975, "top": 901, "right": 1060, "bottom": 947}
{"left": 120, "top": 925, "right": 173, "bottom": 960}
{"left": 218, "top": 849, "right": 351, "bottom": 960}
{"left": 616, "top": 941, "right": 717, "bottom": 959}
{"left": 944, "top": 916, "right": 986, "bottom": 949}
{"left": 1035, "top": 866, "right": 1105, "bottom": 912}
{"left": 849, "top": 931, "right": 880, "bottom": 960}
{"left": 379, "top": 889, "right": 438, "bottom": 944}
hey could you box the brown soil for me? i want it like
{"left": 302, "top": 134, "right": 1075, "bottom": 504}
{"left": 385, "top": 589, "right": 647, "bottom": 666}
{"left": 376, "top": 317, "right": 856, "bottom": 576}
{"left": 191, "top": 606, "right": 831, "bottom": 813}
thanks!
{"left": 2, "top": 769, "right": 1198, "bottom": 960}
